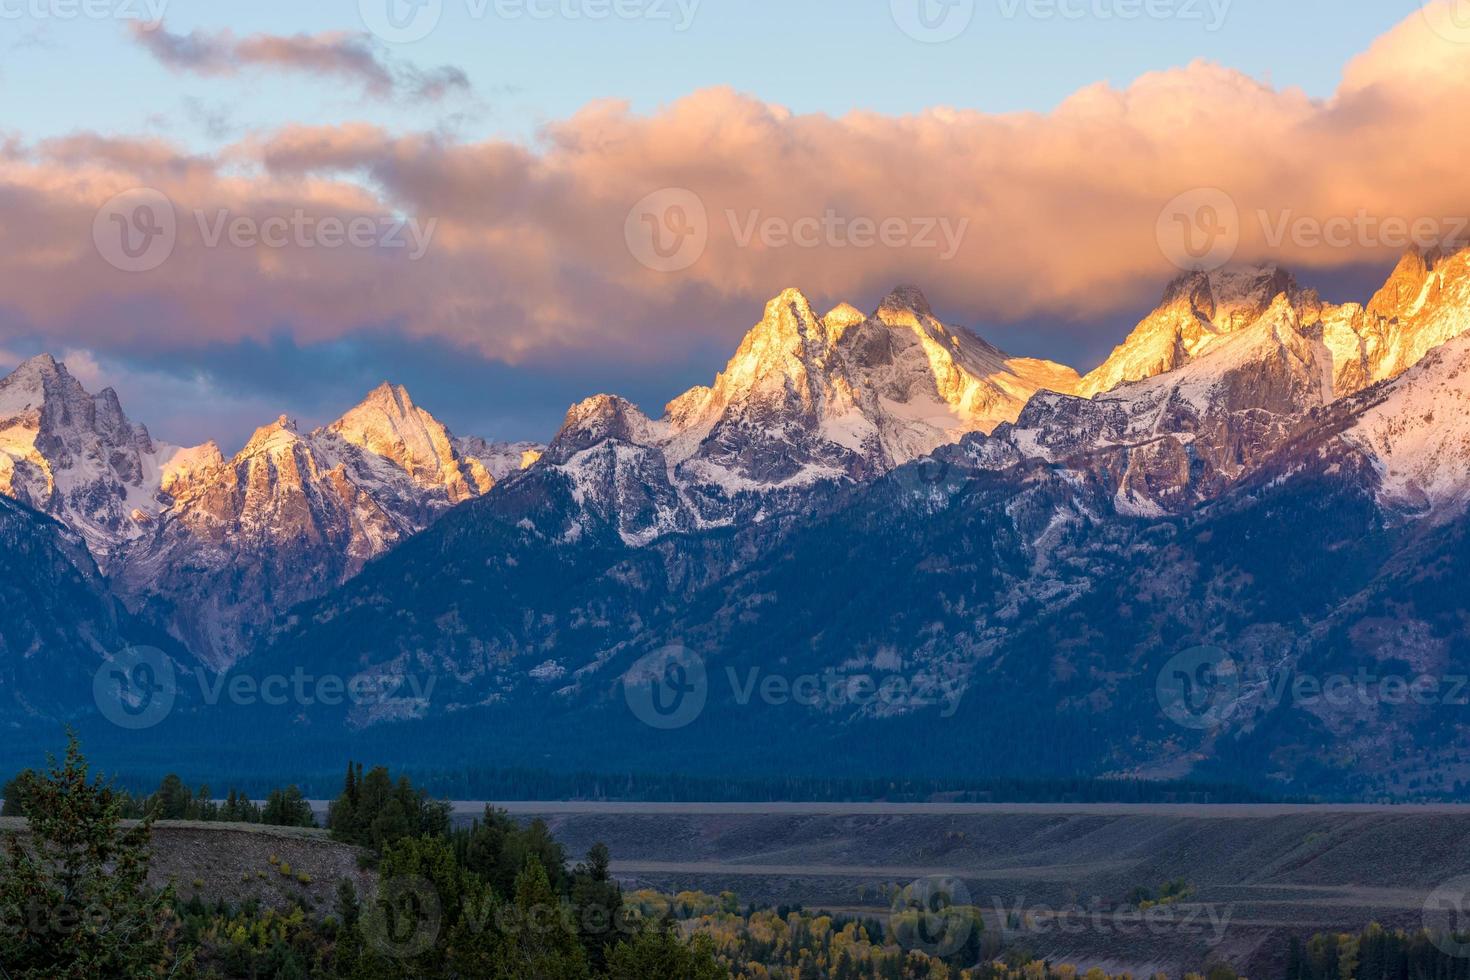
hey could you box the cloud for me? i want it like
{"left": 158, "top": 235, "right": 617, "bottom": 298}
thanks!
{"left": 2, "top": 9, "right": 1468, "bottom": 390}
{"left": 128, "top": 23, "right": 471, "bottom": 103}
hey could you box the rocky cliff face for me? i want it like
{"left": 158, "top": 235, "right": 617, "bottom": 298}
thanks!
{"left": 0, "top": 354, "right": 208, "bottom": 566}
{"left": 542, "top": 285, "right": 1079, "bottom": 544}
{"left": 113, "top": 397, "right": 541, "bottom": 669}
{"left": 228, "top": 247, "right": 1470, "bottom": 799}
{"left": 0, "top": 361, "right": 541, "bottom": 669}
{"left": 0, "top": 494, "right": 128, "bottom": 723}
{"left": 1081, "top": 247, "right": 1470, "bottom": 402}
{"left": 14, "top": 248, "right": 1470, "bottom": 799}
{"left": 1000, "top": 294, "right": 1335, "bottom": 515}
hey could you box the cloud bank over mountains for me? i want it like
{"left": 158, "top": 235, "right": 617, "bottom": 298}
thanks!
{"left": 1, "top": 9, "right": 1467, "bottom": 440}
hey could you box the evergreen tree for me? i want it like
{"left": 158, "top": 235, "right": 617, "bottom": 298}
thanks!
{"left": 154, "top": 773, "right": 191, "bottom": 819}
{"left": 605, "top": 927, "right": 723, "bottom": 980}
{"left": 262, "top": 785, "right": 316, "bottom": 827}
{"left": 1, "top": 769, "right": 35, "bottom": 816}
{"left": 498, "top": 858, "right": 588, "bottom": 979}
{"left": 570, "top": 842, "right": 624, "bottom": 972}
{"left": 0, "top": 734, "right": 184, "bottom": 978}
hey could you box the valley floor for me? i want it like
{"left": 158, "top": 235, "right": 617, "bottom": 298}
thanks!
{"left": 456, "top": 803, "right": 1470, "bottom": 977}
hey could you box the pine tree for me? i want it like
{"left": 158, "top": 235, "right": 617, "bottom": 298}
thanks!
{"left": 499, "top": 858, "right": 588, "bottom": 980}
{"left": 571, "top": 842, "right": 624, "bottom": 971}
{"left": 0, "top": 734, "right": 185, "bottom": 978}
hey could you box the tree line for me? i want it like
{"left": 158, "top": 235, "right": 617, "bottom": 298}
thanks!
{"left": 4, "top": 768, "right": 315, "bottom": 827}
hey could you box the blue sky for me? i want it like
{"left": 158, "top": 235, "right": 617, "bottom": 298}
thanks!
{"left": 11, "top": 1, "right": 1418, "bottom": 151}
{"left": 0, "top": 0, "right": 1449, "bottom": 448}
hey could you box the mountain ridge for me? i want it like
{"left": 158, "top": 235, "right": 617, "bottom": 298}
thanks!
{"left": 6, "top": 246, "right": 1470, "bottom": 695}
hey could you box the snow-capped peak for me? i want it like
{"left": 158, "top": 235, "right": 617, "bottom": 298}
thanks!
{"left": 325, "top": 382, "right": 488, "bottom": 501}
{"left": 1082, "top": 248, "right": 1470, "bottom": 403}
{"left": 541, "top": 285, "right": 1082, "bottom": 544}
{"left": 1340, "top": 327, "right": 1470, "bottom": 516}
{"left": 1078, "top": 264, "right": 1310, "bottom": 397}
{"left": 875, "top": 283, "right": 936, "bottom": 322}
{"left": 823, "top": 302, "right": 867, "bottom": 331}
{"left": 0, "top": 353, "right": 192, "bottom": 564}
{"left": 241, "top": 415, "right": 302, "bottom": 454}
{"left": 549, "top": 394, "right": 659, "bottom": 461}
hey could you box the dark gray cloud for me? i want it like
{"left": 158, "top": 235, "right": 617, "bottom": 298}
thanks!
{"left": 128, "top": 23, "right": 471, "bottom": 103}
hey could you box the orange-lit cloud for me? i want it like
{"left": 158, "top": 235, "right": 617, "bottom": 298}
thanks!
{"left": 4, "top": 9, "right": 1469, "bottom": 372}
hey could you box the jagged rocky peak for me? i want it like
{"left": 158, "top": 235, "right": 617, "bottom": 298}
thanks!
{"left": 0, "top": 352, "right": 186, "bottom": 562}
{"left": 158, "top": 441, "right": 225, "bottom": 498}
{"left": 1078, "top": 264, "right": 1314, "bottom": 397}
{"left": 550, "top": 394, "right": 657, "bottom": 459}
{"left": 1161, "top": 265, "right": 1301, "bottom": 327}
{"left": 542, "top": 284, "right": 1084, "bottom": 537}
{"left": 1319, "top": 244, "right": 1470, "bottom": 395}
{"left": 5, "top": 351, "right": 59, "bottom": 388}
{"left": 823, "top": 302, "right": 867, "bottom": 331}
{"left": 734, "top": 287, "right": 836, "bottom": 377}
{"left": 1366, "top": 243, "right": 1465, "bottom": 320}
{"left": 875, "top": 283, "right": 936, "bottom": 323}
{"left": 325, "top": 381, "right": 483, "bottom": 499}
{"left": 241, "top": 415, "right": 302, "bottom": 454}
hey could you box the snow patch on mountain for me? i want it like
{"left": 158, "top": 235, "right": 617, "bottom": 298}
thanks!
{"left": 0, "top": 353, "right": 200, "bottom": 566}
{"left": 1080, "top": 246, "right": 1470, "bottom": 402}
{"left": 544, "top": 285, "right": 1080, "bottom": 543}
{"left": 1341, "top": 330, "right": 1470, "bottom": 516}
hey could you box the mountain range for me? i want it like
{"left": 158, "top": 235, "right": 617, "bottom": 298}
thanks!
{"left": 0, "top": 361, "right": 539, "bottom": 667}
{"left": 6, "top": 245, "right": 1470, "bottom": 798}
